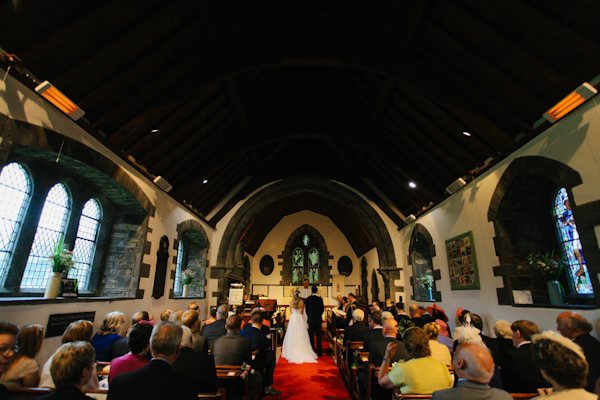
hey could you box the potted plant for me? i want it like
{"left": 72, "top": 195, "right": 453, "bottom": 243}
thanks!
{"left": 45, "top": 235, "right": 75, "bottom": 299}
{"left": 182, "top": 269, "right": 195, "bottom": 297}
{"left": 526, "top": 251, "right": 566, "bottom": 305}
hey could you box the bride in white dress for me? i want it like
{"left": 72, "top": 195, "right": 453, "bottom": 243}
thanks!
{"left": 281, "top": 290, "right": 318, "bottom": 364}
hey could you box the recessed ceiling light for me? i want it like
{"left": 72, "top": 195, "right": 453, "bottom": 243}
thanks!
{"left": 409, "top": 182, "right": 417, "bottom": 188}
{"left": 463, "top": 131, "right": 471, "bottom": 136}
{"left": 151, "top": 129, "right": 159, "bottom": 133}
{"left": 203, "top": 179, "right": 208, "bottom": 184}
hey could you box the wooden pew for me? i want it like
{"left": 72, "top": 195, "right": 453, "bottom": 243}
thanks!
{"left": 344, "top": 341, "right": 364, "bottom": 392}
{"left": 7, "top": 386, "right": 223, "bottom": 400}
{"left": 215, "top": 364, "right": 260, "bottom": 400}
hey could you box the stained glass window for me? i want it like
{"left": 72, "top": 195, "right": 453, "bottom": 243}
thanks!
{"left": 308, "top": 247, "right": 319, "bottom": 284}
{"left": 554, "top": 188, "right": 593, "bottom": 295}
{"left": 0, "top": 163, "right": 32, "bottom": 285}
{"left": 21, "top": 184, "right": 71, "bottom": 289}
{"left": 70, "top": 199, "right": 101, "bottom": 290}
{"left": 292, "top": 247, "right": 304, "bottom": 284}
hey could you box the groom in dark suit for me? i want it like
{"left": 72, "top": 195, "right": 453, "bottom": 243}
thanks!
{"left": 305, "top": 285, "right": 325, "bottom": 356}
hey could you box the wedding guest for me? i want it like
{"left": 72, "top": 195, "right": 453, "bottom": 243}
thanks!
{"left": 182, "top": 310, "right": 208, "bottom": 354}
{"left": 424, "top": 322, "right": 451, "bottom": 366}
{"left": 39, "top": 320, "right": 99, "bottom": 390}
{"left": 0, "top": 322, "right": 19, "bottom": 381}
{"left": 378, "top": 327, "right": 453, "bottom": 395}
{"left": 201, "top": 304, "right": 228, "bottom": 347}
{"left": 0, "top": 324, "right": 43, "bottom": 387}
{"left": 493, "top": 320, "right": 514, "bottom": 357}
{"left": 434, "top": 319, "right": 454, "bottom": 352}
{"left": 172, "top": 324, "right": 219, "bottom": 393}
{"left": 168, "top": 310, "right": 184, "bottom": 325}
{"left": 90, "top": 311, "right": 125, "bottom": 361}
{"left": 33, "top": 341, "right": 96, "bottom": 400}
{"left": 108, "top": 322, "right": 153, "bottom": 383}
{"left": 531, "top": 330, "right": 596, "bottom": 399}
{"left": 188, "top": 302, "right": 200, "bottom": 312}
{"left": 204, "top": 307, "right": 217, "bottom": 326}
{"left": 160, "top": 309, "right": 173, "bottom": 322}
{"left": 394, "top": 302, "right": 415, "bottom": 338}
{"left": 112, "top": 311, "right": 150, "bottom": 358}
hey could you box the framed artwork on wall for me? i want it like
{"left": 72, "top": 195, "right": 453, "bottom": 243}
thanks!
{"left": 446, "top": 231, "right": 480, "bottom": 290}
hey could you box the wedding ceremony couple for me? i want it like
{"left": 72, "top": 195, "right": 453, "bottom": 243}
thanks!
{"left": 281, "top": 285, "right": 325, "bottom": 364}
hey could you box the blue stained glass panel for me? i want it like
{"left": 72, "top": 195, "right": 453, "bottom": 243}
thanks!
{"left": 554, "top": 188, "right": 593, "bottom": 295}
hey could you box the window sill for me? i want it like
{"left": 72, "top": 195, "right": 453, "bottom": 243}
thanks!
{"left": 512, "top": 303, "right": 598, "bottom": 310}
{"left": 0, "top": 295, "right": 133, "bottom": 304}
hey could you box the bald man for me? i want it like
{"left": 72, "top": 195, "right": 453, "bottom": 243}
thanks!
{"left": 557, "top": 312, "right": 600, "bottom": 392}
{"left": 432, "top": 342, "right": 512, "bottom": 400}
{"left": 409, "top": 304, "right": 426, "bottom": 328}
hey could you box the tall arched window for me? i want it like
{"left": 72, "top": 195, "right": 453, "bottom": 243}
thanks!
{"left": 70, "top": 199, "right": 102, "bottom": 290}
{"left": 554, "top": 188, "right": 593, "bottom": 295}
{"left": 291, "top": 234, "right": 319, "bottom": 284}
{"left": 174, "top": 238, "right": 185, "bottom": 294}
{"left": 410, "top": 232, "right": 436, "bottom": 302}
{"left": 0, "top": 163, "right": 32, "bottom": 285}
{"left": 21, "top": 183, "right": 71, "bottom": 289}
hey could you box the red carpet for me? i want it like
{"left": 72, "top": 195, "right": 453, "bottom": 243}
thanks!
{"left": 272, "top": 356, "right": 350, "bottom": 399}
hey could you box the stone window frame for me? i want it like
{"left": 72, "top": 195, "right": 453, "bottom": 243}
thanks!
{"left": 407, "top": 224, "right": 441, "bottom": 302}
{"left": 170, "top": 220, "right": 210, "bottom": 299}
{"left": 488, "top": 156, "right": 599, "bottom": 308}
{"left": 0, "top": 159, "right": 112, "bottom": 296}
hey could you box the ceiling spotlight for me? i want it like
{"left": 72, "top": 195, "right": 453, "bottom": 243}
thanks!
{"left": 463, "top": 131, "right": 471, "bottom": 136}
{"left": 408, "top": 182, "right": 417, "bottom": 189}
{"left": 203, "top": 179, "right": 208, "bottom": 184}
{"left": 151, "top": 129, "right": 159, "bottom": 133}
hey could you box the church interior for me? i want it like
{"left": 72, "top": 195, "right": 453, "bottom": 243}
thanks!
{"left": 0, "top": 1, "right": 599, "bottom": 396}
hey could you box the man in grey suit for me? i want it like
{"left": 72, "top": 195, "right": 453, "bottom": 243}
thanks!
{"left": 432, "top": 342, "right": 512, "bottom": 400}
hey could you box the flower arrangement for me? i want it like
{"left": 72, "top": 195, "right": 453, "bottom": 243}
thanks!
{"left": 182, "top": 269, "right": 195, "bottom": 286}
{"left": 48, "top": 235, "right": 75, "bottom": 274}
{"left": 416, "top": 275, "right": 434, "bottom": 289}
{"left": 240, "top": 362, "right": 255, "bottom": 380}
{"left": 526, "top": 251, "right": 565, "bottom": 281}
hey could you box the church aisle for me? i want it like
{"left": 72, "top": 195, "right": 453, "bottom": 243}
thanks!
{"left": 272, "top": 355, "right": 351, "bottom": 399}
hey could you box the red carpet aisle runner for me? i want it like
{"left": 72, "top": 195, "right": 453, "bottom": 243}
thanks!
{"left": 272, "top": 356, "right": 351, "bottom": 400}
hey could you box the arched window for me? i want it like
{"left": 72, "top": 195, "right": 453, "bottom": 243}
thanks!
{"left": 291, "top": 234, "right": 320, "bottom": 284}
{"left": 410, "top": 232, "right": 436, "bottom": 302}
{"left": 70, "top": 199, "right": 102, "bottom": 290}
{"left": 21, "top": 183, "right": 71, "bottom": 289}
{"left": 0, "top": 163, "right": 32, "bottom": 285}
{"left": 554, "top": 188, "right": 593, "bottom": 295}
{"left": 173, "top": 227, "right": 208, "bottom": 298}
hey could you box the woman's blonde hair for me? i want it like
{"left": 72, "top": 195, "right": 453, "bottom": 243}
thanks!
{"left": 62, "top": 320, "right": 94, "bottom": 343}
{"left": 290, "top": 290, "right": 302, "bottom": 308}
{"left": 98, "top": 311, "right": 124, "bottom": 336}
{"left": 423, "top": 322, "right": 441, "bottom": 339}
{"left": 168, "top": 310, "right": 184, "bottom": 325}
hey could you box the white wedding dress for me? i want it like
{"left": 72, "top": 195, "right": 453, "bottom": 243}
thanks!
{"left": 281, "top": 305, "right": 318, "bottom": 364}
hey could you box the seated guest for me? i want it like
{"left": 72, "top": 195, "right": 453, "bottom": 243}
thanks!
{"left": 172, "top": 323, "right": 219, "bottom": 393}
{"left": 112, "top": 311, "right": 150, "bottom": 358}
{"left": 409, "top": 305, "right": 426, "bottom": 328}
{"left": 201, "top": 304, "right": 228, "bottom": 347}
{"left": 33, "top": 341, "right": 97, "bottom": 400}
{"left": 426, "top": 304, "right": 449, "bottom": 323}
{"left": 344, "top": 309, "right": 369, "bottom": 342}
{"left": 556, "top": 312, "right": 600, "bottom": 393}
{"left": 108, "top": 322, "right": 153, "bottom": 383}
{"left": 40, "top": 320, "right": 99, "bottom": 390}
{"left": 371, "top": 300, "right": 381, "bottom": 313}
{"left": 432, "top": 342, "right": 512, "bottom": 400}
{"left": 239, "top": 311, "right": 281, "bottom": 396}
{"left": 381, "top": 311, "right": 394, "bottom": 322}
{"left": 453, "top": 308, "right": 471, "bottom": 338}
{"left": 531, "top": 330, "right": 597, "bottom": 400}
{"left": 211, "top": 315, "right": 262, "bottom": 400}
{"left": 501, "top": 320, "right": 549, "bottom": 393}
{"left": 90, "top": 311, "right": 125, "bottom": 361}
{"left": 493, "top": 319, "right": 514, "bottom": 358}
{"left": 204, "top": 306, "right": 217, "bottom": 326}
{"left": 168, "top": 310, "right": 184, "bottom": 325}
{"left": 378, "top": 327, "right": 453, "bottom": 394}
{"left": 362, "top": 312, "right": 384, "bottom": 352}
{"left": 419, "top": 306, "right": 433, "bottom": 323}
{"left": 1, "top": 324, "right": 43, "bottom": 387}
{"left": 160, "top": 309, "right": 173, "bottom": 321}
{"left": 0, "top": 322, "right": 20, "bottom": 382}
{"left": 423, "top": 322, "right": 451, "bottom": 366}
{"left": 188, "top": 301, "right": 200, "bottom": 312}
{"left": 108, "top": 321, "right": 197, "bottom": 400}
{"left": 242, "top": 308, "right": 270, "bottom": 338}
{"left": 394, "top": 302, "right": 415, "bottom": 338}
{"left": 182, "top": 310, "right": 208, "bottom": 354}
{"left": 359, "top": 319, "right": 408, "bottom": 400}
{"left": 335, "top": 296, "right": 351, "bottom": 329}
{"left": 453, "top": 313, "right": 501, "bottom": 365}
{"left": 434, "top": 319, "right": 454, "bottom": 352}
